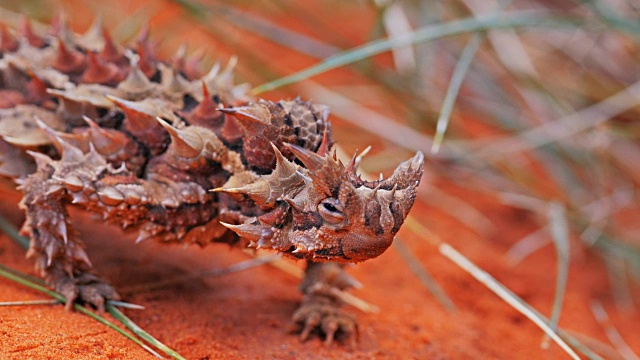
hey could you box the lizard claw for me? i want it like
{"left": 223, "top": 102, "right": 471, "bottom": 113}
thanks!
{"left": 48, "top": 269, "right": 120, "bottom": 312}
{"left": 298, "top": 311, "right": 321, "bottom": 341}
{"left": 291, "top": 294, "right": 358, "bottom": 347}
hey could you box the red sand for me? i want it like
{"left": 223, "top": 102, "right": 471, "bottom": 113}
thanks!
{"left": 1, "top": 180, "right": 638, "bottom": 359}
{"left": 1, "top": 2, "right": 639, "bottom": 358}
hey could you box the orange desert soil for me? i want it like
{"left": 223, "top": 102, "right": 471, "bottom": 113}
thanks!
{"left": 1, "top": 179, "right": 638, "bottom": 359}
{"left": 0, "top": 2, "right": 639, "bottom": 358}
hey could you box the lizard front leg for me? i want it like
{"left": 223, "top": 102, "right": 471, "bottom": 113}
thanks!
{"left": 291, "top": 261, "right": 361, "bottom": 346}
{"left": 20, "top": 159, "right": 120, "bottom": 311}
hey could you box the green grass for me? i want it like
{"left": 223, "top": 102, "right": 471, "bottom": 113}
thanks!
{"left": 0, "top": 263, "right": 172, "bottom": 359}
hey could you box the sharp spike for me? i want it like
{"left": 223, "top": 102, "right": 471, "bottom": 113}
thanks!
{"left": 50, "top": 12, "right": 74, "bottom": 45}
{"left": 54, "top": 38, "right": 86, "bottom": 74}
{"left": 164, "top": 67, "right": 189, "bottom": 94}
{"left": 21, "top": 17, "right": 45, "bottom": 47}
{"left": 219, "top": 104, "right": 271, "bottom": 134}
{"left": 201, "top": 81, "right": 210, "bottom": 99}
{"left": 47, "top": 249, "right": 55, "bottom": 267}
{"left": 26, "top": 150, "right": 54, "bottom": 169}
{"left": 118, "top": 51, "right": 152, "bottom": 96}
{"left": 284, "top": 196, "right": 305, "bottom": 212}
{"left": 57, "top": 220, "right": 68, "bottom": 244}
{"left": 49, "top": 11, "right": 65, "bottom": 36}
{"left": 83, "top": 115, "right": 128, "bottom": 155}
{"left": 136, "top": 22, "right": 150, "bottom": 49}
{"left": 24, "top": 70, "right": 49, "bottom": 104}
{"left": 135, "top": 41, "right": 156, "bottom": 78}
{"left": 82, "top": 51, "right": 121, "bottom": 85}
{"left": 185, "top": 81, "right": 222, "bottom": 126}
{"left": 106, "top": 95, "right": 156, "bottom": 132}
{"left": 210, "top": 179, "right": 271, "bottom": 206}
{"left": 296, "top": 170, "right": 313, "bottom": 186}
{"left": 380, "top": 151, "right": 425, "bottom": 189}
{"left": 285, "top": 143, "right": 324, "bottom": 170}
{"left": 372, "top": 183, "right": 381, "bottom": 197}
{"left": 203, "top": 62, "right": 220, "bottom": 82}
{"left": 35, "top": 117, "right": 84, "bottom": 161}
{"left": 1, "top": 23, "right": 19, "bottom": 52}
{"left": 219, "top": 222, "right": 267, "bottom": 242}
{"left": 171, "top": 43, "right": 187, "bottom": 69}
{"left": 99, "top": 27, "right": 123, "bottom": 63}
{"left": 317, "top": 125, "right": 331, "bottom": 157}
{"left": 82, "top": 115, "right": 99, "bottom": 128}
{"left": 213, "top": 186, "right": 241, "bottom": 194}
{"left": 183, "top": 49, "right": 205, "bottom": 80}
{"left": 346, "top": 150, "right": 358, "bottom": 174}
{"left": 135, "top": 230, "right": 151, "bottom": 244}
{"left": 218, "top": 56, "right": 237, "bottom": 84}
{"left": 156, "top": 117, "right": 202, "bottom": 158}
{"left": 72, "top": 247, "right": 92, "bottom": 267}
{"left": 346, "top": 145, "right": 371, "bottom": 175}
{"left": 270, "top": 142, "right": 297, "bottom": 175}
{"left": 83, "top": 15, "right": 103, "bottom": 44}
{"left": 57, "top": 132, "right": 91, "bottom": 153}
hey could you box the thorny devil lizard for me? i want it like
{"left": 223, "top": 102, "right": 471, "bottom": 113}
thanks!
{"left": 0, "top": 17, "right": 424, "bottom": 345}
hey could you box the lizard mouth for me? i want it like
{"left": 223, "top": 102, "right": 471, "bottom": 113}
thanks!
{"left": 315, "top": 233, "right": 392, "bottom": 263}
{"left": 289, "top": 152, "right": 425, "bottom": 263}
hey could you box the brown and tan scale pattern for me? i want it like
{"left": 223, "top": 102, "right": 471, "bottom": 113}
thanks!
{"left": 0, "top": 16, "right": 424, "bottom": 345}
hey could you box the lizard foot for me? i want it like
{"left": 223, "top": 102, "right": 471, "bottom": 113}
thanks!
{"left": 48, "top": 269, "right": 121, "bottom": 312}
{"left": 291, "top": 293, "right": 358, "bottom": 347}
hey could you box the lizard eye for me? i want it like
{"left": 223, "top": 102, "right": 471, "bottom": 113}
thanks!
{"left": 318, "top": 198, "right": 345, "bottom": 225}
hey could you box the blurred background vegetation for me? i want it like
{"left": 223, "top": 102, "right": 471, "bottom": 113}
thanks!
{"left": 1, "top": 0, "right": 640, "bottom": 357}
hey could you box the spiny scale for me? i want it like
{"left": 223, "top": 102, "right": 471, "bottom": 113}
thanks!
{"left": 0, "top": 15, "right": 424, "bottom": 344}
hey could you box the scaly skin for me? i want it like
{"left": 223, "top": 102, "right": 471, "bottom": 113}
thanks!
{"left": 0, "top": 17, "right": 424, "bottom": 344}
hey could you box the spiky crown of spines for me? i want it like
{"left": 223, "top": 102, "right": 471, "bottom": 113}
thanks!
{"left": 217, "top": 138, "right": 425, "bottom": 262}
{"left": 0, "top": 15, "right": 250, "bottom": 176}
{"left": 220, "top": 98, "right": 332, "bottom": 173}
{"left": 0, "top": 15, "right": 426, "bottom": 261}
{"left": 0, "top": 16, "right": 339, "bottom": 181}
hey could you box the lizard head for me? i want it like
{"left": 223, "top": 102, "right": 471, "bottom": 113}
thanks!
{"left": 219, "top": 144, "right": 424, "bottom": 263}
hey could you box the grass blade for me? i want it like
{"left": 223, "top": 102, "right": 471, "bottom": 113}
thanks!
{"left": 0, "top": 213, "right": 29, "bottom": 250}
{"left": 252, "top": 11, "right": 580, "bottom": 94}
{"left": 438, "top": 243, "right": 580, "bottom": 360}
{"left": 590, "top": 300, "right": 640, "bottom": 360}
{"left": 467, "top": 80, "right": 640, "bottom": 161}
{"left": 543, "top": 202, "right": 570, "bottom": 348}
{"left": 0, "top": 264, "right": 165, "bottom": 359}
{"left": 0, "top": 215, "right": 183, "bottom": 359}
{"left": 393, "top": 238, "right": 457, "bottom": 311}
{"left": 0, "top": 299, "right": 59, "bottom": 306}
{"left": 172, "top": 0, "right": 339, "bottom": 59}
{"left": 300, "top": 81, "right": 433, "bottom": 152}
{"left": 107, "top": 304, "right": 186, "bottom": 360}
{"left": 431, "top": 33, "right": 483, "bottom": 154}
